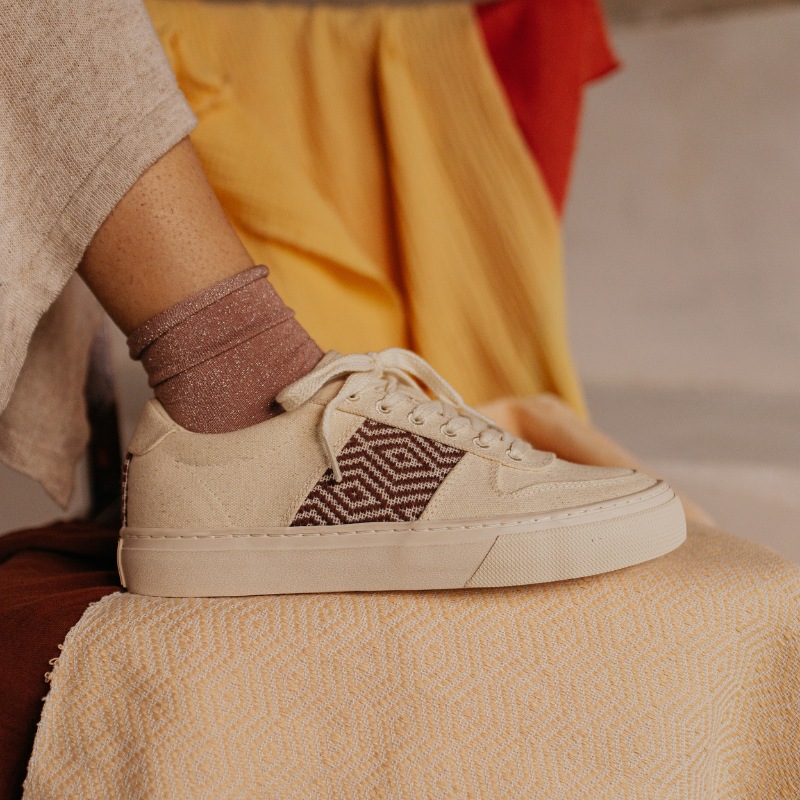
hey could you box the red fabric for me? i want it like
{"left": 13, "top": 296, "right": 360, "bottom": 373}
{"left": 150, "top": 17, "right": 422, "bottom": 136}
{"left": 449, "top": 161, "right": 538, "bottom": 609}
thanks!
{"left": 477, "top": 0, "right": 619, "bottom": 214}
{"left": 0, "top": 522, "right": 120, "bottom": 800}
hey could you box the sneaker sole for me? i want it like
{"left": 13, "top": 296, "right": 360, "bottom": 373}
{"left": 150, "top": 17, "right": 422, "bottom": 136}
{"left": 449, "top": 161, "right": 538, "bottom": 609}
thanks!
{"left": 118, "top": 481, "right": 685, "bottom": 597}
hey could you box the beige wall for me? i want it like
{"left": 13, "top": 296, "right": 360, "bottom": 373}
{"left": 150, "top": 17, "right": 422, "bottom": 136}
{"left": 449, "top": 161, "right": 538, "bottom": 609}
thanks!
{"left": 564, "top": 5, "right": 800, "bottom": 561}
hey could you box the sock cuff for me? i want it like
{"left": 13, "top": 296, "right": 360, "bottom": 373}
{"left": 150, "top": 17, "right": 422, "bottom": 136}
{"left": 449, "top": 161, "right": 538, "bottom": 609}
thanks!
{"left": 127, "top": 265, "right": 300, "bottom": 385}
{"left": 127, "top": 265, "right": 270, "bottom": 360}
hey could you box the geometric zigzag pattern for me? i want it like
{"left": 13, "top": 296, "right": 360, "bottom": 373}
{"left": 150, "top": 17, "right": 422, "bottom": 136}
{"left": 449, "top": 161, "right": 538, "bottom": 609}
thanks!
{"left": 291, "top": 419, "right": 464, "bottom": 526}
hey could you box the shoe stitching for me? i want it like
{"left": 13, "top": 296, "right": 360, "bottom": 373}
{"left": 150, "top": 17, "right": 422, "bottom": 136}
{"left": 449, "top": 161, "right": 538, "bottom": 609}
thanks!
{"left": 123, "top": 484, "right": 671, "bottom": 539}
{"left": 192, "top": 473, "right": 236, "bottom": 526}
{"left": 129, "top": 425, "right": 177, "bottom": 457}
{"left": 492, "top": 465, "right": 648, "bottom": 497}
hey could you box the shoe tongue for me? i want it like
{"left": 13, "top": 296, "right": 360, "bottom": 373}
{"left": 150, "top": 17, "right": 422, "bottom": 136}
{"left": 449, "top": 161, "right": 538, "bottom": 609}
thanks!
{"left": 300, "top": 350, "right": 429, "bottom": 405}
{"left": 314, "top": 350, "right": 345, "bottom": 369}
{"left": 308, "top": 378, "right": 347, "bottom": 404}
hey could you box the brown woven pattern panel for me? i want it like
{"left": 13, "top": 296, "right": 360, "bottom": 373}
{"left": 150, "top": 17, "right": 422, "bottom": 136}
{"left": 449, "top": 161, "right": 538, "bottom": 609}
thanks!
{"left": 291, "top": 419, "right": 463, "bottom": 526}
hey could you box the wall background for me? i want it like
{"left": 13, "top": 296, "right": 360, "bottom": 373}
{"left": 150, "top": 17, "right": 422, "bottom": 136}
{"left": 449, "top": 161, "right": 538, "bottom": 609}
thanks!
{"left": 2, "top": 3, "right": 798, "bottom": 561}
{"left": 563, "top": 4, "right": 800, "bottom": 562}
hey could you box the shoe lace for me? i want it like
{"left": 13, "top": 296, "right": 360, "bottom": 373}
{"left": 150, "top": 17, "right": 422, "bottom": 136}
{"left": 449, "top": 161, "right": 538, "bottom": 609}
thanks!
{"left": 277, "top": 348, "right": 534, "bottom": 482}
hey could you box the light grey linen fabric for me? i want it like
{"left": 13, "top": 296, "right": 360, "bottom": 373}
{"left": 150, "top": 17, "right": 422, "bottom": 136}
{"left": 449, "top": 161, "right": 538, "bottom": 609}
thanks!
{"left": 0, "top": 1, "right": 196, "bottom": 505}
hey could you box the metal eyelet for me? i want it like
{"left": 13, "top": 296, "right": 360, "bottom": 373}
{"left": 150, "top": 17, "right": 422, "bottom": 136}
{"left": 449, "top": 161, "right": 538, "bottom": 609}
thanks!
{"left": 375, "top": 402, "right": 391, "bottom": 414}
{"left": 472, "top": 437, "right": 490, "bottom": 449}
{"left": 440, "top": 424, "right": 457, "bottom": 438}
{"left": 346, "top": 393, "right": 361, "bottom": 403}
{"left": 407, "top": 412, "right": 424, "bottom": 426}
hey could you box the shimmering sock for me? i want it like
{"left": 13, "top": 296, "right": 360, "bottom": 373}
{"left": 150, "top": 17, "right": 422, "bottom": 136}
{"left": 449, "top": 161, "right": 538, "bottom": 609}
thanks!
{"left": 127, "top": 266, "right": 322, "bottom": 433}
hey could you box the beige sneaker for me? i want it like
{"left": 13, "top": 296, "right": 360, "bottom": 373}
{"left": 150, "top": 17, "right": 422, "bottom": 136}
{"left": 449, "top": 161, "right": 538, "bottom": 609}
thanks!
{"left": 118, "top": 349, "right": 686, "bottom": 596}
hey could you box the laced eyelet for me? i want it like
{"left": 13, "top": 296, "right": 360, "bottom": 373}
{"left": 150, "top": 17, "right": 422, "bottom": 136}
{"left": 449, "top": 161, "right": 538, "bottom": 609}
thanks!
{"left": 346, "top": 393, "right": 361, "bottom": 402}
{"left": 407, "top": 412, "right": 424, "bottom": 426}
{"left": 472, "top": 437, "right": 490, "bottom": 449}
{"left": 506, "top": 449, "right": 523, "bottom": 462}
{"left": 440, "top": 424, "right": 457, "bottom": 438}
{"left": 375, "top": 402, "right": 391, "bottom": 414}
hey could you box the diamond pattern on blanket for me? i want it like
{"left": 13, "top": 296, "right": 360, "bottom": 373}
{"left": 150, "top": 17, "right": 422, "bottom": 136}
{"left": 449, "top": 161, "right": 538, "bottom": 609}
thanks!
{"left": 291, "top": 419, "right": 464, "bottom": 526}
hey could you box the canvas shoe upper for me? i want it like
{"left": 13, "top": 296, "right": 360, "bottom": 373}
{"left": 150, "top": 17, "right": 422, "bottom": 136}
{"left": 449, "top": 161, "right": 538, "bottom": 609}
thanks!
{"left": 119, "top": 349, "right": 686, "bottom": 596}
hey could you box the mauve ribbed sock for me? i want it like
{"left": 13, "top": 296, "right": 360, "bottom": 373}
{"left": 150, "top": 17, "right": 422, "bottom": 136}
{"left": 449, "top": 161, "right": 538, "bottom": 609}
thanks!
{"left": 127, "top": 266, "right": 323, "bottom": 433}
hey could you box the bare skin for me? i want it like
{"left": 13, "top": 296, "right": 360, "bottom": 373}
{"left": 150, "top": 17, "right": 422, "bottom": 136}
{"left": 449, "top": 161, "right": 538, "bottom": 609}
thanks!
{"left": 78, "top": 137, "right": 253, "bottom": 334}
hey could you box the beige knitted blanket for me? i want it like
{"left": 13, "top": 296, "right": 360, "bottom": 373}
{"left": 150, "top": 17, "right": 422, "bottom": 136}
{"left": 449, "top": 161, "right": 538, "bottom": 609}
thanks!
{"left": 24, "top": 523, "right": 800, "bottom": 799}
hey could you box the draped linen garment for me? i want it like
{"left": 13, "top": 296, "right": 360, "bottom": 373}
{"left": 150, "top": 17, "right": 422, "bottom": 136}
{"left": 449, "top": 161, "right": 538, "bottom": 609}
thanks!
{"left": 0, "top": 0, "right": 605, "bottom": 505}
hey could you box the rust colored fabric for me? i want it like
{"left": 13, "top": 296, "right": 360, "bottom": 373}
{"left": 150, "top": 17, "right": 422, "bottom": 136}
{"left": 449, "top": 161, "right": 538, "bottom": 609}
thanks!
{"left": 0, "top": 522, "right": 120, "bottom": 800}
{"left": 477, "top": 0, "right": 619, "bottom": 213}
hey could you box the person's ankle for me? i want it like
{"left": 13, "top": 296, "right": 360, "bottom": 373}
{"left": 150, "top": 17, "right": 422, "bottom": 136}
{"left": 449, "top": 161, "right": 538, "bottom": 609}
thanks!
{"left": 127, "top": 265, "right": 322, "bottom": 433}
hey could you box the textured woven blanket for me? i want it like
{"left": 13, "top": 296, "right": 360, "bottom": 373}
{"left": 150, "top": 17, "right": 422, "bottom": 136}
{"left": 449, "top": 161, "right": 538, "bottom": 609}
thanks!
{"left": 24, "top": 522, "right": 800, "bottom": 798}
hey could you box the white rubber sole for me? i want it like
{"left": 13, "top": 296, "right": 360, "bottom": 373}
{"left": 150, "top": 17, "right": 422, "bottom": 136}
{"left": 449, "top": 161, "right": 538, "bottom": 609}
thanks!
{"left": 118, "top": 481, "right": 686, "bottom": 597}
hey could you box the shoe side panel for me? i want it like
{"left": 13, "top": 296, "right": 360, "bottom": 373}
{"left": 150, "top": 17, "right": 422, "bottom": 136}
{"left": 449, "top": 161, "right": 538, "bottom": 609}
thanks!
{"left": 419, "top": 454, "right": 657, "bottom": 521}
{"left": 125, "top": 403, "right": 363, "bottom": 529}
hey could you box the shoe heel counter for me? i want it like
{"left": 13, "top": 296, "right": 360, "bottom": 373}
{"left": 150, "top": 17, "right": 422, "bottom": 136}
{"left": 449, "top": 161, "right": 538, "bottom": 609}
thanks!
{"left": 123, "top": 452, "right": 156, "bottom": 530}
{"left": 123, "top": 400, "right": 178, "bottom": 530}
{"left": 121, "top": 452, "right": 132, "bottom": 528}
{"left": 123, "top": 401, "right": 236, "bottom": 531}
{"left": 128, "top": 400, "right": 178, "bottom": 456}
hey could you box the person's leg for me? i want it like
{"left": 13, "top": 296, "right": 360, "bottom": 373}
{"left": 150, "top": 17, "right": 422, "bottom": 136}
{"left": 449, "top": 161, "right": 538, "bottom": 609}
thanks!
{"left": 79, "top": 137, "right": 322, "bottom": 433}
{"left": 53, "top": 6, "right": 683, "bottom": 600}
{"left": 89, "top": 138, "right": 683, "bottom": 599}
{"left": 79, "top": 137, "right": 252, "bottom": 333}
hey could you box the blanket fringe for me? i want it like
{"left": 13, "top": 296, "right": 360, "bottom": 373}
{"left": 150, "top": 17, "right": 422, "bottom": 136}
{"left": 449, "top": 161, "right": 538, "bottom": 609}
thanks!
{"left": 43, "top": 643, "right": 64, "bottom": 687}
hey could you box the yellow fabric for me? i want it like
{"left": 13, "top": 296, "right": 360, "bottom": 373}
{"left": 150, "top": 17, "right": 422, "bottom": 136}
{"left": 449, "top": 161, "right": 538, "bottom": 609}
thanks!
{"left": 24, "top": 522, "right": 800, "bottom": 798}
{"left": 143, "top": 0, "right": 587, "bottom": 416}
